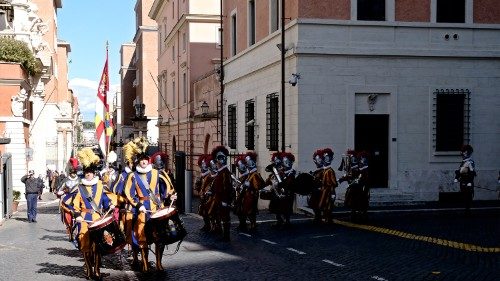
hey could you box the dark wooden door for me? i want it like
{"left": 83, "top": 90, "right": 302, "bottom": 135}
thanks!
{"left": 355, "top": 114, "right": 389, "bottom": 188}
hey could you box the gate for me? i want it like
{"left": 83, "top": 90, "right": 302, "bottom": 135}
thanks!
{"left": 1, "top": 153, "right": 13, "bottom": 220}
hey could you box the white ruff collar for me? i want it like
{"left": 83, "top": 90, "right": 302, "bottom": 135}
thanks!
{"left": 125, "top": 166, "right": 132, "bottom": 173}
{"left": 136, "top": 164, "right": 152, "bottom": 174}
{"left": 81, "top": 177, "right": 99, "bottom": 186}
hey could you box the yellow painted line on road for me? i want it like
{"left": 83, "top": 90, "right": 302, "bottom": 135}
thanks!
{"left": 333, "top": 219, "right": 500, "bottom": 253}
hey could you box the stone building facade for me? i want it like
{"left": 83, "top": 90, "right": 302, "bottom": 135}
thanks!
{"left": 222, "top": 0, "right": 500, "bottom": 204}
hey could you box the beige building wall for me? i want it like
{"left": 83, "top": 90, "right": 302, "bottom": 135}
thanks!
{"left": 150, "top": 0, "right": 220, "bottom": 171}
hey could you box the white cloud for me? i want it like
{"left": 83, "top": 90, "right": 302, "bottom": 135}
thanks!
{"left": 69, "top": 78, "right": 120, "bottom": 122}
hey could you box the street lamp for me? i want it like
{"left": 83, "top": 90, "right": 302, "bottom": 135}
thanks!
{"left": 201, "top": 101, "right": 209, "bottom": 116}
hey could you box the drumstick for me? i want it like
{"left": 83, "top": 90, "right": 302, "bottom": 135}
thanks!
{"left": 169, "top": 193, "right": 177, "bottom": 209}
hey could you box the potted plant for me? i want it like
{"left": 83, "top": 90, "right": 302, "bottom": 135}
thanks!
{"left": 12, "top": 190, "right": 21, "bottom": 212}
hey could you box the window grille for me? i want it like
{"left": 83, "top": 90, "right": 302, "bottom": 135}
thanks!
{"left": 228, "top": 104, "right": 237, "bottom": 149}
{"left": 432, "top": 89, "right": 470, "bottom": 152}
{"left": 245, "top": 100, "right": 255, "bottom": 150}
{"left": 266, "top": 93, "right": 279, "bottom": 151}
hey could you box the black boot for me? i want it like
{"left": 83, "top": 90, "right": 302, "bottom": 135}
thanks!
{"left": 131, "top": 248, "right": 140, "bottom": 271}
{"left": 155, "top": 244, "right": 165, "bottom": 271}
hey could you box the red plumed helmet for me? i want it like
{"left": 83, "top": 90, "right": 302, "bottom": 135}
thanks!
{"left": 346, "top": 149, "right": 356, "bottom": 155}
{"left": 271, "top": 152, "right": 282, "bottom": 163}
{"left": 67, "top": 157, "right": 80, "bottom": 174}
{"left": 151, "top": 152, "right": 168, "bottom": 169}
{"left": 197, "top": 154, "right": 209, "bottom": 167}
{"left": 245, "top": 151, "right": 257, "bottom": 162}
{"left": 234, "top": 154, "right": 246, "bottom": 166}
{"left": 313, "top": 149, "right": 323, "bottom": 159}
{"left": 282, "top": 152, "right": 295, "bottom": 162}
{"left": 323, "top": 148, "right": 334, "bottom": 158}
{"left": 211, "top": 145, "right": 229, "bottom": 159}
{"left": 461, "top": 144, "right": 473, "bottom": 154}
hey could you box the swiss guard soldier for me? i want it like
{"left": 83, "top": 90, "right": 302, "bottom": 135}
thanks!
{"left": 73, "top": 148, "right": 116, "bottom": 280}
{"left": 321, "top": 148, "right": 338, "bottom": 223}
{"left": 124, "top": 137, "right": 176, "bottom": 272}
{"left": 111, "top": 141, "right": 139, "bottom": 265}
{"left": 233, "top": 154, "right": 249, "bottom": 231}
{"left": 266, "top": 152, "right": 296, "bottom": 227}
{"left": 242, "top": 152, "right": 266, "bottom": 231}
{"left": 195, "top": 154, "right": 212, "bottom": 231}
{"left": 56, "top": 157, "right": 81, "bottom": 243}
{"left": 454, "top": 144, "right": 476, "bottom": 213}
{"left": 211, "top": 145, "right": 233, "bottom": 241}
{"left": 309, "top": 149, "right": 325, "bottom": 223}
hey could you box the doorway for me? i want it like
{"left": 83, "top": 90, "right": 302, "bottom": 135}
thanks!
{"left": 355, "top": 114, "right": 389, "bottom": 188}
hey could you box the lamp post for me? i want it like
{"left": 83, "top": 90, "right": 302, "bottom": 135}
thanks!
{"left": 281, "top": 0, "right": 286, "bottom": 152}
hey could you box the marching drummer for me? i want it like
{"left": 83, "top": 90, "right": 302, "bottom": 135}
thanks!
{"left": 73, "top": 148, "right": 116, "bottom": 280}
{"left": 124, "top": 137, "right": 176, "bottom": 272}
{"left": 111, "top": 141, "right": 138, "bottom": 266}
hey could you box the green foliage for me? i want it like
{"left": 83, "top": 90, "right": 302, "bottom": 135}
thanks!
{"left": 13, "top": 190, "right": 21, "bottom": 201}
{"left": 0, "top": 37, "right": 41, "bottom": 76}
{"left": 82, "top": 121, "right": 95, "bottom": 129}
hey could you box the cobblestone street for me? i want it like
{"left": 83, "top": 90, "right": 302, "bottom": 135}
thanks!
{"left": 1, "top": 193, "right": 499, "bottom": 281}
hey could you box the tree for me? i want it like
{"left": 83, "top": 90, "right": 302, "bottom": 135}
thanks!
{"left": 0, "top": 37, "right": 41, "bottom": 76}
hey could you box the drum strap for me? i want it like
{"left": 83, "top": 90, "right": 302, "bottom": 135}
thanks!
{"left": 135, "top": 174, "right": 163, "bottom": 207}
{"left": 79, "top": 184, "right": 102, "bottom": 216}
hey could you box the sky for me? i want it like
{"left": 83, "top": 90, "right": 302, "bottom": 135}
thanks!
{"left": 58, "top": 0, "right": 136, "bottom": 122}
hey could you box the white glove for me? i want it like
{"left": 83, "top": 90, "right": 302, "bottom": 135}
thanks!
{"left": 109, "top": 204, "right": 115, "bottom": 210}
{"left": 205, "top": 191, "right": 212, "bottom": 196}
{"left": 139, "top": 205, "right": 147, "bottom": 213}
{"left": 221, "top": 202, "right": 228, "bottom": 207}
{"left": 170, "top": 193, "right": 178, "bottom": 201}
{"left": 454, "top": 179, "right": 458, "bottom": 183}
{"left": 76, "top": 216, "right": 84, "bottom": 223}
{"left": 467, "top": 183, "right": 472, "bottom": 187}
{"left": 244, "top": 181, "right": 250, "bottom": 187}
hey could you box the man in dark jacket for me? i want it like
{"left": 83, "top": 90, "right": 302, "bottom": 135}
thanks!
{"left": 21, "top": 170, "right": 39, "bottom": 223}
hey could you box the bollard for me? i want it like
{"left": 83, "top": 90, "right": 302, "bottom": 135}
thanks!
{"left": 185, "top": 170, "right": 193, "bottom": 213}
{"left": 174, "top": 151, "right": 186, "bottom": 213}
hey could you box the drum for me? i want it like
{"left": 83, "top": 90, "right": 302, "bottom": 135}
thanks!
{"left": 89, "top": 216, "right": 126, "bottom": 255}
{"left": 291, "top": 173, "right": 317, "bottom": 196}
{"left": 147, "top": 207, "right": 187, "bottom": 245}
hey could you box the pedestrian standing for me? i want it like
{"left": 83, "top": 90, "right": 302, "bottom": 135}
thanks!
{"left": 454, "top": 144, "right": 476, "bottom": 213}
{"left": 21, "top": 170, "right": 39, "bottom": 223}
{"left": 37, "top": 174, "right": 45, "bottom": 200}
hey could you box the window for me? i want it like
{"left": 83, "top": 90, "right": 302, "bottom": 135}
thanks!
{"left": 436, "top": 0, "right": 465, "bottom": 23}
{"left": 162, "top": 75, "right": 167, "bottom": 107}
{"left": 182, "top": 73, "right": 187, "bottom": 104}
{"left": 182, "top": 32, "right": 187, "bottom": 52}
{"left": 248, "top": 0, "right": 256, "bottom": 46}
{"left": 433, "top": 89, "right": 470, "bottom": 152}
{"left": 245, "top": 100, "right": 255, "bottom": 150}
{"left": 357, "top": 0, "right": 385, "bottom": 21}
{"left": 172, "top": 80, "right": 176, "bottom": 108}
{"left": 231, "top": 13, "right": 237, "bottom": 56}
{"left": 228, "top": 104, "right": 237, "bottom": 149}
{"left": 270, "top": 0, "right": 280, "bottom": 33}
{"left": 266, "top": 93, "right": 279, "bottom": 151}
